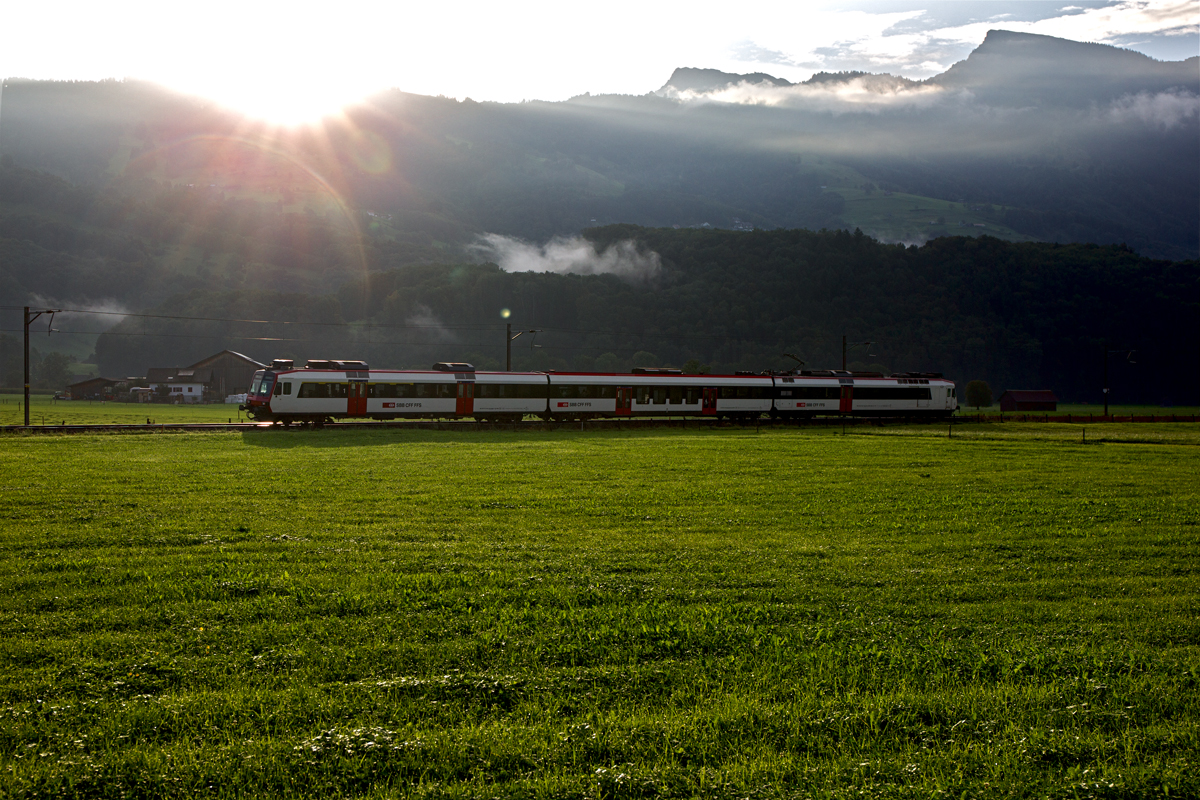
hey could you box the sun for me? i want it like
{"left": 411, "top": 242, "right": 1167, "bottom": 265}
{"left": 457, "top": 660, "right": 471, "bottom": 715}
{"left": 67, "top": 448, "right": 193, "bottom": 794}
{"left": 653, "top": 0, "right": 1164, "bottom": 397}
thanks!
{"left": 208, "top": 81, "right": 353, "bottom": 127}
{"left": 162, "top": 72, "right": 378, "bottom": 128}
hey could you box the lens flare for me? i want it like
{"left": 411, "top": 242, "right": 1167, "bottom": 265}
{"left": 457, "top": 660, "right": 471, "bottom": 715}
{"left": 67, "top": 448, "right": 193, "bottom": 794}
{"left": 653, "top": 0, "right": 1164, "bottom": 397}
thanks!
{"left": 500, "top": 308, "right": 512, "bottom": 319}
{"left": 347, "top": 128, "right": 393, "bottom": 175}
{"left": 112, "top": 130, "right": 368, "bottom": 282}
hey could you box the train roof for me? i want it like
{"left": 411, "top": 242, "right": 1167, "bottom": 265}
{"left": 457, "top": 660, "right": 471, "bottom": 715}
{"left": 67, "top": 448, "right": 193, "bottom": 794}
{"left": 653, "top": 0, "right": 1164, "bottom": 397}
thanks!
{"left": 266, "top": 367, "right": 953, "bottom": 383}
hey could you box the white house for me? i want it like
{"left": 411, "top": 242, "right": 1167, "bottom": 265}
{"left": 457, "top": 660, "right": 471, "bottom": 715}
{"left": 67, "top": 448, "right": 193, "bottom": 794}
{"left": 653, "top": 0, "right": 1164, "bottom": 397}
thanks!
{"left": 145, "top": 367, "right": 214, "bottom": 403}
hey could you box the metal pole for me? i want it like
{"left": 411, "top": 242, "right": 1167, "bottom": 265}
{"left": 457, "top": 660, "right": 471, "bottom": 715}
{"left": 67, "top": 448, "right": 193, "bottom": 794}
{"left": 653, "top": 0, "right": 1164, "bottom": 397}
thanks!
{"left": 23, "top": 306, "right": 30, "bottom": 426}
{"left": 506, "top": 323, "right": 512, "bottom": 371}
{"left": 842, "top": 335, "right": 847, "bottom": 371}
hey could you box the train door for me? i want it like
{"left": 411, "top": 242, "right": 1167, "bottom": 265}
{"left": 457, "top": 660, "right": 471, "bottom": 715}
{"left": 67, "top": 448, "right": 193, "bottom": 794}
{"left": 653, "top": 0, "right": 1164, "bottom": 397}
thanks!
{"left": 456, "top": 381, "right": 474, "bottom": 416}
{"left": 839, "top": 385, "right": 854, "bottom": 413}
{"left": 702, "top": 387, "right": 718, "bottom": 415}
{"left": 347, "top": 381, "right": 368, "bottom": 417}
{"left": 615, "top": 387, "right": 633, "bottom": 416}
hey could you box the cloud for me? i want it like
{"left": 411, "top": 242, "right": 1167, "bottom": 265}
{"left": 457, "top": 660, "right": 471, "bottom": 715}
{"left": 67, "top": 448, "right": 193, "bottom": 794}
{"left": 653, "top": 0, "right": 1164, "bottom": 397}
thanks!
{"left": 405, "top": 304, "right": 456, "bottom": 342}
{"left": 1107, "top": 89, "right": 1200, "bottom": 128}
{"left": 662, "top": 74, "right": 954, "bottom": 114}
{"left": 474, "top": 234, "right": 661, "bottom": 280}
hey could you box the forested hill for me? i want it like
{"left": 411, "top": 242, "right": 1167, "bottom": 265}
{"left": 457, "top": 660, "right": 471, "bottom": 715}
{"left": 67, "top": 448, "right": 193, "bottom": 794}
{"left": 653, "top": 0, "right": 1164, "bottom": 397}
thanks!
{"left": 91, "top": 226, "right": 1199, "bottom": 406}
{"left": 1, "top": 29, "right": 1197, "bottom": 262}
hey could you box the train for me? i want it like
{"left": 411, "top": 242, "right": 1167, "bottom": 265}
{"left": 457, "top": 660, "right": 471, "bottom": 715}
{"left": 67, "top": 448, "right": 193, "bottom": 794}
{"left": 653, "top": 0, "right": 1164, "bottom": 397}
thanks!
{"left": 242, "top": 359, "right": 958, "bottom": 424}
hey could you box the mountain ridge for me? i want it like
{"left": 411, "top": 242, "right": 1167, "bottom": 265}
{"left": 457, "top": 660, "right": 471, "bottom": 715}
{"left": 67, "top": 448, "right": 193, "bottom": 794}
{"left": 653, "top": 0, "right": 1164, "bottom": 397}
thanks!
{"left": 655, "top": 29, "right": 1198, "bottom": 102}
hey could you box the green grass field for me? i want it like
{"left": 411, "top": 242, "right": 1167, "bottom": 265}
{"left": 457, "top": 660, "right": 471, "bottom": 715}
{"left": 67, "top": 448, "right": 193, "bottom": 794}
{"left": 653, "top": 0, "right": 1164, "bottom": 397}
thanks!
{"left": 831, "top": 188, "right": 1035, "bottom": 245}
{"left": 0, "top": 396, "right": 251, "bottom": 427}
{"left": 1, "top": 425, "right": 1198, "bottom": 798}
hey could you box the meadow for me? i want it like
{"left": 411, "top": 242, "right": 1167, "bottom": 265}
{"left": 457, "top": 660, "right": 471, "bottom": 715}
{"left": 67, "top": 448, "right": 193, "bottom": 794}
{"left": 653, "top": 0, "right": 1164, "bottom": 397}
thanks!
{"left": 0, "top": 396, "right": 250, "bottom": 427}
{"left": 1, "top": 424, "right": 1198, "bottom": 798}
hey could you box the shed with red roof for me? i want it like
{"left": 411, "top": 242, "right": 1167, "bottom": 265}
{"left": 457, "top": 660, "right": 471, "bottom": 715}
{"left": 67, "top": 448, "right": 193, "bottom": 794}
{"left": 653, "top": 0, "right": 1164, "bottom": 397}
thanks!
{"left": 998, "top": 389, "right": 1058, "bottom": 412}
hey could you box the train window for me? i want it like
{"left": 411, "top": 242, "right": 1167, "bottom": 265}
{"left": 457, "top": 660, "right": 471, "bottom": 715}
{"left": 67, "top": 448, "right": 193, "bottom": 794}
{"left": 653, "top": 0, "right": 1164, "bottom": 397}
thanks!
{"left": 377, "top": 383, "right": 417, "bottom": 398}
{"left": 297, "top": 382, "right": 327, "bottom": 399}
{"left": 669, "top": 387, "right": 682, "bottom": 404}
{"left": 636, "top": 387, "right": 651, "bottom": 404}
{"left": 476, "top": 384, "right": 498, "bottom": 399}
{"left": 565, "top": 385, "right": 614, "bottom": 399}
{"left": 653, "top": 387, "right": 667, "bottom": 404}
{"left": 329, "top": 383, "right": 347, "bottom": 398}
{"left": 282, "top": 382, "right": 292, "bottom": 395}
{"left": 438, "top": 384, "right": 456, "bottom": 398}
{"left": 273, "top": 382, "right": 282, "bottom": 396}
{"left": 719, "top": 387, "right": 735, "bottom": 399}
{"left": 854, "top": 387, "right": 934, "bottom": 400}
{"left": 686, "top": 387, "right": 701, "bottom": 404}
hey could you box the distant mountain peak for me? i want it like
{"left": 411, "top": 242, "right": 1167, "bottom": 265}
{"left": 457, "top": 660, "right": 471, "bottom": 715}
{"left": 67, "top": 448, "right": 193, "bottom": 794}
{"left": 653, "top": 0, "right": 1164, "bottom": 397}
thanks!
{"left": 928, "top": 29, "right": 1198, "bottom": 104}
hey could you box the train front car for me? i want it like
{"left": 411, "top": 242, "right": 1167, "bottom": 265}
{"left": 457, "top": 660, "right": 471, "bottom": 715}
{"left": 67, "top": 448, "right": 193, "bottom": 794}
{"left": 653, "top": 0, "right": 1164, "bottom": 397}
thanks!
{"left": 247, "top": 359, "right": 372, "bottom": 425}
{"left": 243, "top": 369, "right": 277, "bottom": 421}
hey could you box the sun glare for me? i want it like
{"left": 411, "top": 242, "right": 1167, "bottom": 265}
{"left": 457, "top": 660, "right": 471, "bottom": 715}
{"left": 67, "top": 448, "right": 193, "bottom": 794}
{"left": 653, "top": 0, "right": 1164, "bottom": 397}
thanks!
{"left": 167, "top": 75, "right": 379, "bottom": 128}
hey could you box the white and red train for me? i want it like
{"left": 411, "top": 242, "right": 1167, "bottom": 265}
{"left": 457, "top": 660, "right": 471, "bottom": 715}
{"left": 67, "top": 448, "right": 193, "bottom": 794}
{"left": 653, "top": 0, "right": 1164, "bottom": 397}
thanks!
{"left": 243, "top": 360, "right": 957, "bottom": 424}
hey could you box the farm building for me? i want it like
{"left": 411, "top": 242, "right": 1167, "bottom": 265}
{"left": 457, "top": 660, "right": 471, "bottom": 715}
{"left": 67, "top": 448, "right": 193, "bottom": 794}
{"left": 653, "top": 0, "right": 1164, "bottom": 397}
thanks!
{"left": 66, "top": 376, "right": 119, "bottom": 400}
{"left": 144, "top": 351, "right": 266, "bottom": 403}
{"left": 187, "top": 350, "right": 266, "bottom": 396}
{"left": 998, "top": 389, "right": 1058, "bottom": 412}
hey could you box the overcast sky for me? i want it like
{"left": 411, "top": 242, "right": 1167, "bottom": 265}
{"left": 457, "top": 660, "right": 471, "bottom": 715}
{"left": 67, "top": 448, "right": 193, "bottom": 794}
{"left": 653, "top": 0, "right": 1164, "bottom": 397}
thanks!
{"left": 2, "top": 1, "right": 1196, "bottom": 123}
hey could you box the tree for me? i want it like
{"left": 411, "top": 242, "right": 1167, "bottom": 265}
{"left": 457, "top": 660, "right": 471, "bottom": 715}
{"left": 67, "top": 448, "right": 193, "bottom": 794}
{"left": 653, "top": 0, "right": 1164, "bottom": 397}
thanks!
{"left": 0, "top": 335, "right": 21, "bottom": 388}
{"left": 682, "top": 359, "right": 711, "bottom": 374}
{"left": 35, "top": 352, "right": 75, "bottom": 391}
{"left": 965, "top": 380, "right": 993, "bottom": 409}
{"left": 594, "top": 353, "right": 623, "bottom": 372}
{"left": 631, "top": 351, "right": 659, "bottom": 368}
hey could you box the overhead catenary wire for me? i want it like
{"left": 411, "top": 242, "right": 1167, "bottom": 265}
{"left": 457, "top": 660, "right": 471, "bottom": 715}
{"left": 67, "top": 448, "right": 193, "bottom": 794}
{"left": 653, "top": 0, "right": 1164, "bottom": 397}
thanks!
{"left": 0, "top": 306, "right": 746, "bottom": 345}
{"left": 0, "top": 327, "right": 717, "bottom": 355}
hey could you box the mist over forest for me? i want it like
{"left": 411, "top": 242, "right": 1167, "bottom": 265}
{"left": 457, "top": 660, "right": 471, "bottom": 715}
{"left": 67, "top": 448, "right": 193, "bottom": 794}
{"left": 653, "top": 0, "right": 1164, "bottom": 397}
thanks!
{"left": 0, "top": 30, "right": 1196, "bottom": 403}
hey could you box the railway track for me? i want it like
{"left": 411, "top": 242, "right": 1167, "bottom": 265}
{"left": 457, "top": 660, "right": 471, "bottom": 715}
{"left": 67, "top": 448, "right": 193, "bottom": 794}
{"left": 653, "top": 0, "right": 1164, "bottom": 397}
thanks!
{"left": 4, "top": 416, "right": 921, "bottom": 435}
{"left": 2, "top": 413, "right": 1194, "bottom": 435}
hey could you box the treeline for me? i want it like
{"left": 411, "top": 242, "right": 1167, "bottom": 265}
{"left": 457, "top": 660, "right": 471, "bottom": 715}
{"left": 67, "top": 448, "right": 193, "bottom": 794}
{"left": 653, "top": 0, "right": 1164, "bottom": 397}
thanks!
{"left": 0, "top": 335, "right": 77, "bottom": 391}
{"left": 94, "top": 226, "right": 1200, "bottom": 404}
